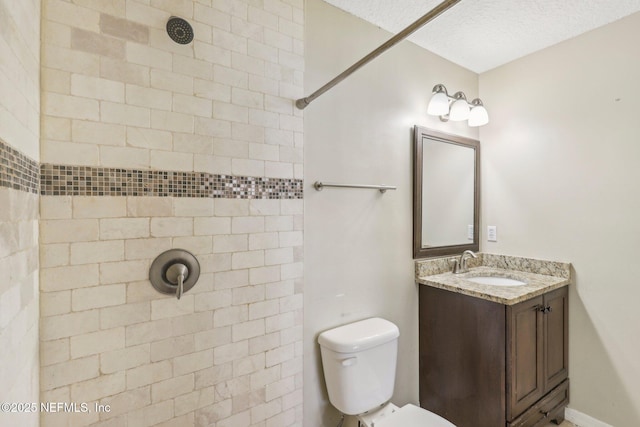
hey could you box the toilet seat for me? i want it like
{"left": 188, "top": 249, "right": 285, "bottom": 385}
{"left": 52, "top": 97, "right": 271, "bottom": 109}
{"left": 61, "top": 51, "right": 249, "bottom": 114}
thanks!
{"left": 369, "top": 404, "right": 456, "bottom": 427}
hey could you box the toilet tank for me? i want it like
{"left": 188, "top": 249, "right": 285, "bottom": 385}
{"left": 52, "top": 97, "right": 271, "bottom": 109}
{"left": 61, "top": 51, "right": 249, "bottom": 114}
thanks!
{"left": 318, "top": 318, "right": 400, "bottom": 415}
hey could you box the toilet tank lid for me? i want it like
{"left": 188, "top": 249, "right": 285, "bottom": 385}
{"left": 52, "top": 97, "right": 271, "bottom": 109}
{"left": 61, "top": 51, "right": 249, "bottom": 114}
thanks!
{"left": 318, "top": 318, "right": 399, "bottom": 353}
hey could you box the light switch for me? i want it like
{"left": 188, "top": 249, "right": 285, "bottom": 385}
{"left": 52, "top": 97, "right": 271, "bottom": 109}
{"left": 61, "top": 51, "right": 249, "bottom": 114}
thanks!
{"left": 467, "top": 225, "right": 474, "bottom": 240}
{"left": 487, "top": 226, "right": 497, "bottom": 242}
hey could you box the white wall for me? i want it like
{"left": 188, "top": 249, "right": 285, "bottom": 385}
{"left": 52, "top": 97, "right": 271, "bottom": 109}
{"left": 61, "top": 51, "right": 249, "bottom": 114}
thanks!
{"left": 303, "top": 0, "right": 477, "bottom": 425}
{"left": 480, "top": 12, "right": 640, "bottom": 427}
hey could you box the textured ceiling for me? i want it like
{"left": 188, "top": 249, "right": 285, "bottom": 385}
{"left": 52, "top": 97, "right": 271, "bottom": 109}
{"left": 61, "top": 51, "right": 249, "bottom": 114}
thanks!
{"left": 322, "top": 0, "right": 640, "bottom": 73}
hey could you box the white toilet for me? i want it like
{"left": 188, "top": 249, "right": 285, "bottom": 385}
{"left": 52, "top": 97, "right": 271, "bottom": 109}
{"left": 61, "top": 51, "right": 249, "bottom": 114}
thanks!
{"left": 318, "top": 317, "right": 456, "bottom": 427}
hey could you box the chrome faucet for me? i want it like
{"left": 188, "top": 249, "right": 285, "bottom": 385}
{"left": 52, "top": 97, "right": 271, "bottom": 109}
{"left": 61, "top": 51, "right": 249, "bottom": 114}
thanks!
{"left": 451, "top": 250, "right": 478, "bottom": 274}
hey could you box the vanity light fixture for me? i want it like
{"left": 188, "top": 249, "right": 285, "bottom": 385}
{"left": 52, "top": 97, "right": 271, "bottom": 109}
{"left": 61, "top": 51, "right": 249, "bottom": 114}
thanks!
{"left": 427, "top": 84, "right": 489, "bottom": 127}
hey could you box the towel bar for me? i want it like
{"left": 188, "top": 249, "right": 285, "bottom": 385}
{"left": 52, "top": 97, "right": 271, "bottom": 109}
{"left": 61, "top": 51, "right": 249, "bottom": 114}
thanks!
{"left": 313, "top": 181, "right": 396, "bottom": 194}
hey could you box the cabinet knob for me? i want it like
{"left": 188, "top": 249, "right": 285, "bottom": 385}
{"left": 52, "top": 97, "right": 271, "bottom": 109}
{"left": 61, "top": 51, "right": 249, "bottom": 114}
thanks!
{"left": 538, "top": 305, "right": 552, "bottom": 314}
{"left": 538, "top": 305, "right": 546, "bottom": 313}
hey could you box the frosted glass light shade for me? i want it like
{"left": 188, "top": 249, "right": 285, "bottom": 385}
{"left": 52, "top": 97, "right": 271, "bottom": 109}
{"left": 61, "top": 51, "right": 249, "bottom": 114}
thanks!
{"left": 449, "top": 99, "right": 470, "bottom": 121}
{"left": 427, "top": 92, "right": 449, "bottom": 116}
{"left": 468, "top": 105, "right": 489, "bottom": 126}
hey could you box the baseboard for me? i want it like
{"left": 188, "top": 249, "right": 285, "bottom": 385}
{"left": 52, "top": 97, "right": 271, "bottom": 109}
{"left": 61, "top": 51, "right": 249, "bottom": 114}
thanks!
{"left": 565, "top": 407, "right": 613, "bottom": 427}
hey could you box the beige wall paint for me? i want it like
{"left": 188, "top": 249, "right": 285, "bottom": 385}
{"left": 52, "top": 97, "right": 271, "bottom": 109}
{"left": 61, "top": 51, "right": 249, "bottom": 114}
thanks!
{"left": 303, "top": 0, "right": 478, "bottom": 425}
{"left": 480, "top": 12, "right": 640, "bottom": 426}
{"left": 38, "top": 1, "right": 304, "bottom": 426}
{"left": 0, "top": 1, "right": 40, "bottom": 427}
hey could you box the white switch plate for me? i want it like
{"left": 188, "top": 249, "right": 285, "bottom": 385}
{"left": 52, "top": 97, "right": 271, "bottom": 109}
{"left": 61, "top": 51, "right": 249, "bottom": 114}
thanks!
{"left": 467, "top": 225, "right": 474, "bottom": 240}
{"left": 487, "top": 226, "right": 497, "bottom": 242}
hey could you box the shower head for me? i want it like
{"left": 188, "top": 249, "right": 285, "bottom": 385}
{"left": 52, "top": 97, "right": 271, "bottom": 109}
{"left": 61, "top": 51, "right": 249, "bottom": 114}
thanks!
{"left": 166, "top": 16, "right": 194, "bottom": 44}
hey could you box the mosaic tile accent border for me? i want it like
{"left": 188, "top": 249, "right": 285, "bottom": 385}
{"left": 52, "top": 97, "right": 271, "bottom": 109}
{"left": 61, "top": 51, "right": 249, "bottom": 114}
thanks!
{"left": 1, "top": 138, "right": 303, "bottom": 199}
{"left": 40, "top": 164, "right": 303, "bottom": 199}
{"left": 0, "top": 138, "right": 40, "bottom": 194}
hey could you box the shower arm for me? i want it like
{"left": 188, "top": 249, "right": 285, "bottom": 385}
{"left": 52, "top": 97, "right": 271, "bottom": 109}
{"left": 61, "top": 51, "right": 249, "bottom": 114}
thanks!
{"left": 295, "top": 0, "right": 463, "bottom": 110}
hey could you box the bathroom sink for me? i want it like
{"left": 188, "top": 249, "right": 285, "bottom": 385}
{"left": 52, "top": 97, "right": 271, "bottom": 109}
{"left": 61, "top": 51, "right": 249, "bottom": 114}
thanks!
{"left": 465, "top": 276, "right": 527, "bottom": 287}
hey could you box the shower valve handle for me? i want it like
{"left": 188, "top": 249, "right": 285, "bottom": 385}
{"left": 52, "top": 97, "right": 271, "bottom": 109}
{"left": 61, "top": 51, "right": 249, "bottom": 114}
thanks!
{"left": 166, "top": 263, "right": 188, "bottom": 300}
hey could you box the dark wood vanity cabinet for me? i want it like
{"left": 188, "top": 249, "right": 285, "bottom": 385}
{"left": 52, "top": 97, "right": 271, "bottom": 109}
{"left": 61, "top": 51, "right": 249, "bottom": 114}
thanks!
{"left": 419, "top": 285, "right": 569, "bottom": 427}
{"left": 507, "top": 287, "right": 569, "bottom": 423}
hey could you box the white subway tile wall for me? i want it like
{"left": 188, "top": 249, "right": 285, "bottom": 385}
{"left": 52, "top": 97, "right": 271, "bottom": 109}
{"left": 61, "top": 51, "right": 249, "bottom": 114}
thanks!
{"left": 40, "top": 197, "right": 303, "bottom": 427}
{"left": 0, "top": 189, "right": 40, "bottom": 427}
{"left": 39, "top": 1, "right": 304, "bottom": 426}
{"left": 0, "top": 0, "right": 41, "bottom": 426}
{"left": 41, "top": 0, "right": 304, "bottom": 176}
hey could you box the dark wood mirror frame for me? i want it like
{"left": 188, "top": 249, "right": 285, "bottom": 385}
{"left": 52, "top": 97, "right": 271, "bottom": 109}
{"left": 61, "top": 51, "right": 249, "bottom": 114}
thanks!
{"left": 413, "top": 126, "right": 480, "bottom": 258}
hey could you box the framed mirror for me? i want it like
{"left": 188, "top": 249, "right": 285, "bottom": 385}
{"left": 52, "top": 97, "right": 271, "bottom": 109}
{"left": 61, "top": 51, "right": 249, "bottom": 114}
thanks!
{"left": 413, "top": 126, "right": 480, "bottom": 258}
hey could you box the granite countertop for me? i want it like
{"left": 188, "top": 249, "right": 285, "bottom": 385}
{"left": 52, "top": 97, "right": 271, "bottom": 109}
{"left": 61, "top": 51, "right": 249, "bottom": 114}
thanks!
{"left": 415, "top": 253, "right": 572, "bottom": 305}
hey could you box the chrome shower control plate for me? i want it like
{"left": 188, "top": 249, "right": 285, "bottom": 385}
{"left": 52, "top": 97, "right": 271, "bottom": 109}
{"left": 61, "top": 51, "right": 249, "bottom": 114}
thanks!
{"left": 149, "top": 249, "right": 200, "bottom": 297}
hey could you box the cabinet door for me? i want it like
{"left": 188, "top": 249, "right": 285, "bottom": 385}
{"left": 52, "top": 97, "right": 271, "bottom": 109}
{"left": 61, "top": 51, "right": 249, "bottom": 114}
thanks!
{"left": 543, "top": 286, "right": 569, "bottom": 392}
{"left": 507, "top": 295, "right": 544, "bottom": 421}
{"left": 419, "top": 286, "right": 506, "bottom": 427}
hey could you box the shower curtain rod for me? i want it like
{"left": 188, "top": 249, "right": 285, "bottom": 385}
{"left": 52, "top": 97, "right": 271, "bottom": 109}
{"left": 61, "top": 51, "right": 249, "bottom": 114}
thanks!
{"left": 295, "top": 0, "right": 463, "bottom": 110}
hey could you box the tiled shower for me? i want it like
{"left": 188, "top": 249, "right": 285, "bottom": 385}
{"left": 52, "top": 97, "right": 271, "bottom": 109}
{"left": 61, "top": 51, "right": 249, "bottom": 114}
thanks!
{"left": 0, "top": 0, "right": 304, "bottom": 426}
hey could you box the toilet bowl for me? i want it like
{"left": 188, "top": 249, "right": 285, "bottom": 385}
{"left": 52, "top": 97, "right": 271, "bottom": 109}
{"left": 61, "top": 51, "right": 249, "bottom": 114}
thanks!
{"left": 318, "top": 317, "right": 455, "bottom": 426}
{"left": 357, "top": 401, "right": 455, "bottom": 427}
